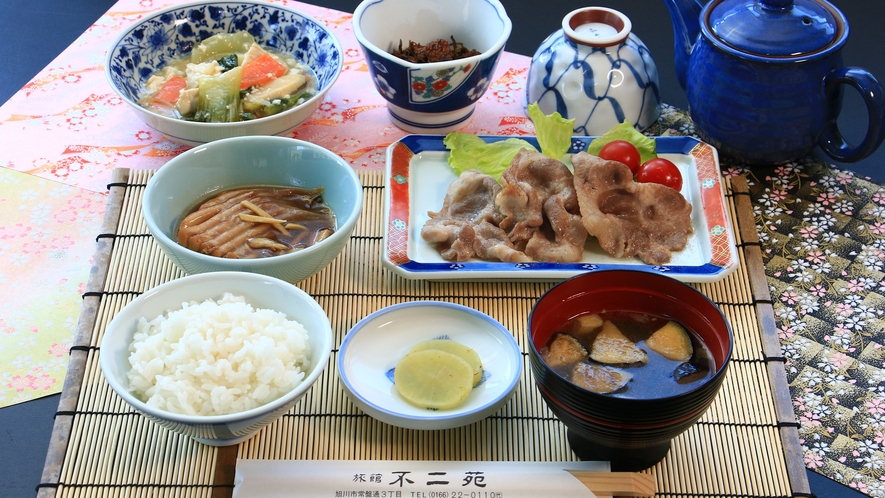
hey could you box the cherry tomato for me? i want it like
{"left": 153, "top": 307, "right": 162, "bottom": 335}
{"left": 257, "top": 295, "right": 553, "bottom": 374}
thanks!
{"left": 637, "top": 158, "right": 683, "bottom": 191}
{"left": 597, "top": 140, "right": 641, "bottom": 174}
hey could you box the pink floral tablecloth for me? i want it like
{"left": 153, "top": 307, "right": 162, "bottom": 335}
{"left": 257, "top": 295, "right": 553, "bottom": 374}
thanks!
{"left": 0, "top": 0, "right": 534, "bottom": 409}
{"left": 2, "top": 0, "right": 884, "bottom": 495}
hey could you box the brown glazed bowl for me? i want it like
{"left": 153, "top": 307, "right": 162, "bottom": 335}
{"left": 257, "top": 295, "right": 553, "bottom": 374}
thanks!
{"left": 528, "top": 270, "right": 733, "bottom": 470}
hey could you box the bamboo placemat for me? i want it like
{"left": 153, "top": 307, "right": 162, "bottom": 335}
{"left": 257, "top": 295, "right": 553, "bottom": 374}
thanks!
{"left": 38, "top": 168, "right": 810, "bottom": 498}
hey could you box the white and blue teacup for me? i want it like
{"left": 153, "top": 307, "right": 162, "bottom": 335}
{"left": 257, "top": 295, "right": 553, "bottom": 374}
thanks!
{"left": 526, "top": 7, "right": 661, "bottom": 136}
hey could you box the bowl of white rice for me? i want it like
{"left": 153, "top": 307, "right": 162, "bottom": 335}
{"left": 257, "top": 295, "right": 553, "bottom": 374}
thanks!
{"left": 99, "top": 271, "right": 333, "bottom": 446}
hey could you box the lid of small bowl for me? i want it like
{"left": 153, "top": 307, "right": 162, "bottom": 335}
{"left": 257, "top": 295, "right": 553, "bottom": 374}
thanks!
{"left": 706, "top": 0, "right": 843, "bottom": 57}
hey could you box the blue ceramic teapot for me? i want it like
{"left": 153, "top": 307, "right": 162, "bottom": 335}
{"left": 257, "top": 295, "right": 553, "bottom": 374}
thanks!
{"left": 664, "top": 0, "right": 885, "bottom": 164}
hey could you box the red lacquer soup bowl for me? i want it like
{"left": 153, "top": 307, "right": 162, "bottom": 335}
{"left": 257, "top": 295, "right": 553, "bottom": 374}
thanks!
{"left": 528, "top": 270, "right": 733, "bottom": 470}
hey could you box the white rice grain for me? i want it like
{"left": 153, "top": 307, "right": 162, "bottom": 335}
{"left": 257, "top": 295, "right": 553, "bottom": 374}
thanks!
{"left": 126, "top": 293, "right": 310, "bottom": 416}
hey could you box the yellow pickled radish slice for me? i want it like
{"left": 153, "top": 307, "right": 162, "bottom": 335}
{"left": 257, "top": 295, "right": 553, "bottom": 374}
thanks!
{"left": 409, "top": 339, "right": 483, "bottom": 386}
{"left": 394, "top": 350, "right": 474, "bottom": 409}
{"left": 645, "top": 321, "right": 693, "bottom": 362}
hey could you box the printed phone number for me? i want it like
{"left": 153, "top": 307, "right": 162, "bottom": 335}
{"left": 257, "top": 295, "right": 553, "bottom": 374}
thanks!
{"left": 334, "top": 492, "right": 504, "bottom": 497}
{"left": 437, "top": 492, "right": 504, "bottom": 498}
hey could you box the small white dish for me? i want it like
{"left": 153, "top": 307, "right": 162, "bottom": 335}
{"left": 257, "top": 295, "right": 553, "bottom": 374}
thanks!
{"left": 383, "top": 134, "right": 739, "bottom": 282}
{"left": 338, "top": 301, "right": 522, "bottom": 430}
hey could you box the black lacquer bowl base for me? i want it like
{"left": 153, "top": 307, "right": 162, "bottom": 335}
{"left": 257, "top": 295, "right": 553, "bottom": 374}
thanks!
{"left": 567, "top": 430, "right": 671, "bottom": 471}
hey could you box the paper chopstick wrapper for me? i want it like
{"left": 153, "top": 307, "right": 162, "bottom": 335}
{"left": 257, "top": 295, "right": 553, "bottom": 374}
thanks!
{"left": 234, "top": 460, "right": 620, "bottom": 497}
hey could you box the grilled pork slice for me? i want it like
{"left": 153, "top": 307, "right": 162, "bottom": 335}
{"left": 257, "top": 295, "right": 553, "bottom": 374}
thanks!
{"left": 421, "top": 169, "right": 529, "bottom": 262}
{"left": 572, "top": 152, "right": 693, "bottom": 265}
{"left": 496, "top": 149, "right": 587, "bottom": 262}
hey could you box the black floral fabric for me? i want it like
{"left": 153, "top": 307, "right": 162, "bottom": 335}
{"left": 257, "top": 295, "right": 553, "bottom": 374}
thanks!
{"left": 654, "top": 105, "right": 885, "bottom": 496}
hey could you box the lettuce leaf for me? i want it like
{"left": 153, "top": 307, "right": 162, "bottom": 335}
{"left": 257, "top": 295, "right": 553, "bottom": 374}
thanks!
{"left": 586, "top": 119, "right": 657, "bottom": 164}
{"left": 443, "top": 133, "right": 537, "bottom": 181}
{"left": 527, "top": 102, "right": 575, "bottom": 160}
{"left": 443, "top": 103, "right": 572, "bottom": 180}
{"left": 446, "top": 107, "right": 661, "bottom": 181}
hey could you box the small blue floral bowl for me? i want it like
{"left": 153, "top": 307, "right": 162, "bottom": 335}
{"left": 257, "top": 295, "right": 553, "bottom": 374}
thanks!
{"left": 352, "top": 0, "right": 511, "bottom": 133}
{"left": 106, "top": 0, "right": 342, "bottom": 145}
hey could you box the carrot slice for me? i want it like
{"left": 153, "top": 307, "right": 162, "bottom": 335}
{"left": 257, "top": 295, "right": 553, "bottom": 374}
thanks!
{"left": 153, "top": 75, "right": 187, "bottom": 104}
{"left": 240, "top": 53, "right": 288, "bottom": 89}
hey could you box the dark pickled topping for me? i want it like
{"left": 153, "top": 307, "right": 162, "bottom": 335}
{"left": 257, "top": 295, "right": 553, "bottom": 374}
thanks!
{"left": 391, "top": 36, "right": 481, "bottom": 63}
{"left": 674, "top": 362, "right": 709, "bottom": 384}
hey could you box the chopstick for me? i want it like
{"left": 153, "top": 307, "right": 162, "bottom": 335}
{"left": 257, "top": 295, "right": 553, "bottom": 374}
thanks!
{"left": 566, "top": 471, "right": 655, "bottom": 497}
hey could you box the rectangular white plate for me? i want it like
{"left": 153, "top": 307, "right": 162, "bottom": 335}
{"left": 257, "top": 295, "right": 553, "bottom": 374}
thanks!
{"left": 383, "top": 135, "right": 739, "bottom": 282}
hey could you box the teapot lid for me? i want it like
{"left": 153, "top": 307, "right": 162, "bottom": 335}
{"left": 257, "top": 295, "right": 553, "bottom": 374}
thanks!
{"left": 707, "top": 0, "right": 844, "bottom": 57}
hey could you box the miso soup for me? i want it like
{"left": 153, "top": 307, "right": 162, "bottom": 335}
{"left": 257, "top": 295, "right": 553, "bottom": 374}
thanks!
{"left": 540, "top": 311, "right": 714, "bottom": 399}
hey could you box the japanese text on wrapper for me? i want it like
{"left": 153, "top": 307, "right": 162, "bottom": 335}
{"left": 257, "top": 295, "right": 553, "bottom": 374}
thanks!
{"left": 334, "top": 470, "right": 504, "bottom": 498}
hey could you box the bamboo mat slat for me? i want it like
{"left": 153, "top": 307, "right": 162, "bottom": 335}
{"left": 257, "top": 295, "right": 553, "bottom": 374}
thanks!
{"left": 38, "top": 169, "right": 809, "bottom": 498}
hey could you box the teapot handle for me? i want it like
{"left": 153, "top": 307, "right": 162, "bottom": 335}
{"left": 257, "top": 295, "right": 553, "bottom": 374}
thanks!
{"left": 818, "top": 67, "right": 885, "bottom": 163}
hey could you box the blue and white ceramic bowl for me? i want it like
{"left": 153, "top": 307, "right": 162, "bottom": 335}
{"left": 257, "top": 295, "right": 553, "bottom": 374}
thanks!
{"left": 352, "top": 0, "right": 511, "bottom": 133}
{"left": 106, "top": 0, "right": 342, "bottom": 145}
{"left": 99, "top": 271, "right": 334, "bottom": 446}
{"left": 526, "top": 7, "right": 661, "bottom": 135}
{"left": 338, "top": 301, "right": 522, "bottom": 430}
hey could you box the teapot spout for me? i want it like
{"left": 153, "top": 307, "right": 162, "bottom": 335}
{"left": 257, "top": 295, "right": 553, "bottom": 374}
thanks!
{"left": 661, "top": 0, "right": 704, "bottom": 91}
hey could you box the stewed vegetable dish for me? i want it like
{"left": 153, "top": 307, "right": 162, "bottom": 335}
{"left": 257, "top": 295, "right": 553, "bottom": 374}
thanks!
{"left": 139, "top": 31, "right": 317, "bottom": 122}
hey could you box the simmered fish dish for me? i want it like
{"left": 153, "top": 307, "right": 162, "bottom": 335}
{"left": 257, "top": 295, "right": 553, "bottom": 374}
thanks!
{"left": 177, "top": 186, "right": 336, "bottom": 259}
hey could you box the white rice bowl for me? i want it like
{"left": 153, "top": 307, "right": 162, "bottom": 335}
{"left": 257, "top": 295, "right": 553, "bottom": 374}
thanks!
{"left": 127, "top": 293, "right": 311, "bottom": 416}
